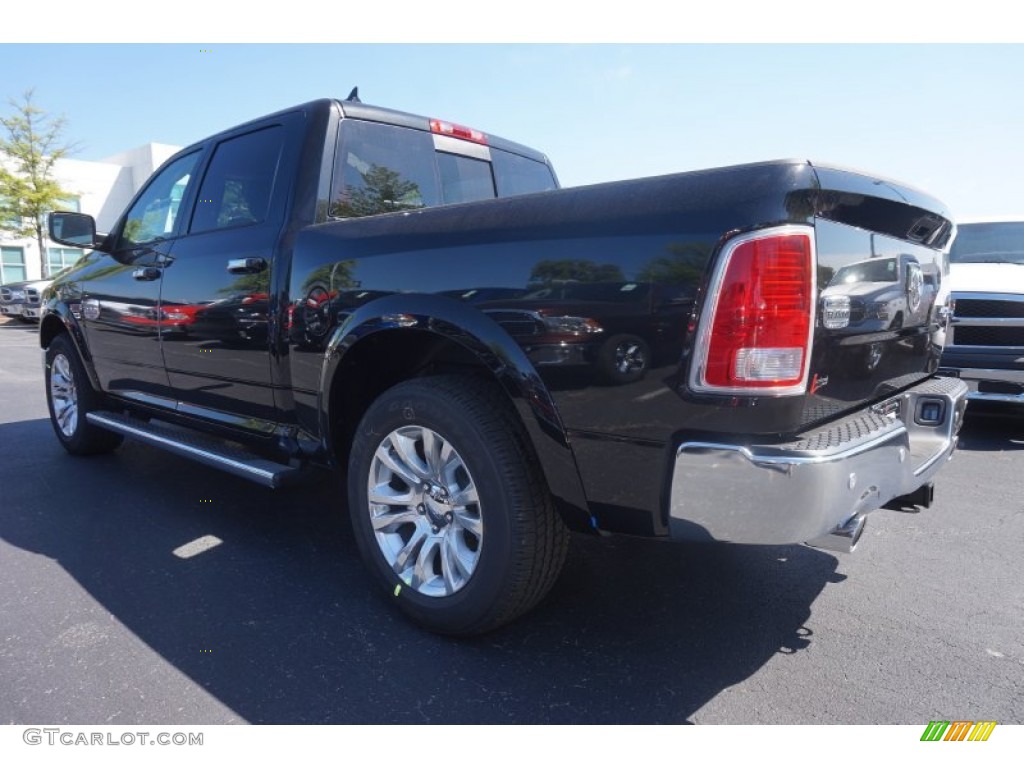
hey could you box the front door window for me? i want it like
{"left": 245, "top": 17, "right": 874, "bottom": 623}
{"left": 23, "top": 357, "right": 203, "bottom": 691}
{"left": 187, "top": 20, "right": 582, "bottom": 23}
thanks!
{"left": 120, "top": 152, "right": 201, "bottom": 248}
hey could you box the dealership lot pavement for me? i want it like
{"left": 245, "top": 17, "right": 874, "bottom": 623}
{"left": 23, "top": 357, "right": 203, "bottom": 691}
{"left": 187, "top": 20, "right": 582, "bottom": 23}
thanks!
{"left": 1, "top": 322, "right": 1021, "bottom": 724}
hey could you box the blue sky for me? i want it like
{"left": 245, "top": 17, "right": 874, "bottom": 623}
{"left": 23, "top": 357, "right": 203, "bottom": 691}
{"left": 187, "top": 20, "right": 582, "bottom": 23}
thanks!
{"left": 2, "top": 43, "right": 1021, "bottom": 219}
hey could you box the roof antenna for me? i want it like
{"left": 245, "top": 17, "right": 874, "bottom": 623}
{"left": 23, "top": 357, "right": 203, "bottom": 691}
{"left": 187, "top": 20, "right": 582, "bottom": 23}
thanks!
{"left": 346, "top": 87, "right": 361, "bottom": 103}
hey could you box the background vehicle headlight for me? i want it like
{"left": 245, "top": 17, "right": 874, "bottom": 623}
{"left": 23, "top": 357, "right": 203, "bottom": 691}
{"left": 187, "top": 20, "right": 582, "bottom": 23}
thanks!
{"left": 541, "top": 316, "right": 604, "bottom": 335}
{"left": 865, "top": 302, "right": 890, "bottom": 320}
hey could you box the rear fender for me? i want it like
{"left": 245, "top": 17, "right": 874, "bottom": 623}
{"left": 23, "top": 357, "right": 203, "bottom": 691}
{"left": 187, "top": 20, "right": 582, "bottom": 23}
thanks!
{"left": 318, "top": 293, "right": 592, "bottom": 528}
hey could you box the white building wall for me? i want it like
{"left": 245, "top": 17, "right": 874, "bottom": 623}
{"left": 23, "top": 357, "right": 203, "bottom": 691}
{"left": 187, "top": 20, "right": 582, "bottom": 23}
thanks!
{"left": 0, "top": 143, "right": 180, "bottom": 282}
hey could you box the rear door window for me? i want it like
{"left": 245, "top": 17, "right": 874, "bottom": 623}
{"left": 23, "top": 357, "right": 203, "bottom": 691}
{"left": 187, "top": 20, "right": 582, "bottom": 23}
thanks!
{"left": 189, "top": 125, "right": 285, "bottom": 233}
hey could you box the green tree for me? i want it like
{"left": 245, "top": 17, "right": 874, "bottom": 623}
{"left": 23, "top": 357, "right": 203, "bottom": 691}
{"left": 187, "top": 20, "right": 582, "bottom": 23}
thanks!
{"left": 300, "top": 261, "right": 357, "bottom": 292}
{"left": 330, "top": 164, "right": 424, "bottom": 218}
{"left": 0, "top": 89, "right": 79, "bottom": 278}
{"left": 636, "top": 242, "right": 711, "bottom": 285}
{"left": 528, "top": 259, "right": 624, "bottom": 285}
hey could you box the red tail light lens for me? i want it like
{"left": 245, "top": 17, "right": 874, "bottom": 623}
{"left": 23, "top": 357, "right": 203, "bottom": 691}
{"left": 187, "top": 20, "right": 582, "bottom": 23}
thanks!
{"left": 694, "top": 227, "right": 815, "bottom": 394}
{"left": 430, "top": 119, "right": 487, "bottom": 145}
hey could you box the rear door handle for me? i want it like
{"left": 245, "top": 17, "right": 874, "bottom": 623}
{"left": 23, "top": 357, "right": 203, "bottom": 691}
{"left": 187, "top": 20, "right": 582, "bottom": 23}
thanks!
{"left": 132, "top": 267, "right": 162, "bottom": 281}
{"left": 227, "top": 258, "right": 267, "bottom": 275}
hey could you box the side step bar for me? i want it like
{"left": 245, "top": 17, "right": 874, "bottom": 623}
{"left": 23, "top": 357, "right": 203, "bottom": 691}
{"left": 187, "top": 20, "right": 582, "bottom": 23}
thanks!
{"left": 87, "top": 411, "right": 302, "bottom": 489}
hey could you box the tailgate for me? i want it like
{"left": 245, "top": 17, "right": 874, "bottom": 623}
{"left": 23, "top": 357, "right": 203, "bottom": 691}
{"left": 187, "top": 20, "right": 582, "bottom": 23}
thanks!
{"left": 803, "top": 164, "right": 954, "bottom": 427}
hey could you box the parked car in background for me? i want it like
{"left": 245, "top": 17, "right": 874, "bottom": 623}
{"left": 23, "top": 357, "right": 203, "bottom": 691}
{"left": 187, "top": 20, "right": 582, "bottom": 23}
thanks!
{"left": 0, "top": 266, "right": 79, "bottom": 323}
{"left": 939, "top": 220, "right": 1024, "bottom": 405}
{"left": 0, "top": 272, "right": 66, "bottom": 323}
{"left": 819, "top": 253, "right": 937, "bottom": 377}
{"left": 476, "top": 280, "right": 695, "bottom": 384}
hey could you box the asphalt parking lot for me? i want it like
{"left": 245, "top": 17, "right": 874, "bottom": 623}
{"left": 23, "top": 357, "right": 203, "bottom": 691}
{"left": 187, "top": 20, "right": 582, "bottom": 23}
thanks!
{"left": 1, "top": 318, "right": 1021, "bottom": 725}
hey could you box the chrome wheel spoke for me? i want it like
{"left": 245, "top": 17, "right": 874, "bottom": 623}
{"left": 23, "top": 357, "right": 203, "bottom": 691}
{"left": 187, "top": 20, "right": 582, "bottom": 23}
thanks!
{"left": 440, "top": 536, "right": 462, "bottom": 593}
{"left": 374, "top": 443, "right": 421, "bottom": 487}
{"left": 412, "top": 536, "right": 441, "bottom": 590}
{"left": 390, "top": 431, "right": 432, "bottom": 482}
{"left": 370, "top": 507, "right": 420, "bottom": 532}
{"left": 393, "top": 525, "right": 428, "bottom": 573}
{"left": 368, "top": 482, "right": 414, "bottom": 507}
{"left": 443, "top": 532, "right": 476, "bottom": 583}
{"left": 452, "top": 507, "right": 483, "bottom": 538}
{"left": 421, "top": 429, "right": 444, "bottom": 480}
{"left": 450, "top": 481, "right": 478, "bottom": 509}
{"left": 57, "top": 403, "right": 75, "bottom": 429}
{"left": 49, "top": 354, "right": 79, "bottom": 438}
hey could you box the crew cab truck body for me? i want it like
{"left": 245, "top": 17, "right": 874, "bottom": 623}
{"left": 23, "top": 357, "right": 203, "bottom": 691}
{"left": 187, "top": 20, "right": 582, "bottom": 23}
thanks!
{"left": 42, "top": 97, "right": 968, "bottom": 634}
{"left": 938, "top": 220, "right": 1024, "bottom": 404}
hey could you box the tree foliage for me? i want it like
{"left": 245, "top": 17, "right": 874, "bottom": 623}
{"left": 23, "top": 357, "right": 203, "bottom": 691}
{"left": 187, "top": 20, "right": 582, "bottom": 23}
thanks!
{"left": 636, "top": 242, "right": 711, "bottom": 285}
{"left": 0, "top": 89, "right": 79, "bottom": 277}
{"left": 330, "top": 164, "right": 424, "bottom": 218}
{"left": 528, "top": 259, "right": 624, "bottom": 285}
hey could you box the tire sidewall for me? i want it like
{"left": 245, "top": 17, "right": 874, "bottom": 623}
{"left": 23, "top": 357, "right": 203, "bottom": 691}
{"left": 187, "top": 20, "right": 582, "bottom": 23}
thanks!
{"left": 347, "top": 382, "right": 519, "bottom": 634}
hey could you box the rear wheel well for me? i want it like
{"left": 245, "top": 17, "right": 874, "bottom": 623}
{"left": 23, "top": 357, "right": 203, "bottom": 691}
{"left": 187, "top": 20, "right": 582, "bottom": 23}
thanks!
{"left": 328, "top": 330, "right": 507, "bottom": 469}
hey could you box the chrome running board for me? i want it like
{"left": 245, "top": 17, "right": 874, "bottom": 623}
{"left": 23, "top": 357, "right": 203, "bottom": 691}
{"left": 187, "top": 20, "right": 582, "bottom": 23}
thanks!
{"left": 87, "top": 411, "right": 301, "bottom": 489}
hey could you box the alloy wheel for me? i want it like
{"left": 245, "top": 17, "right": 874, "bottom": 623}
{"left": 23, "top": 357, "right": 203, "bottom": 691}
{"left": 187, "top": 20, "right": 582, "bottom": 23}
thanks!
{"left": 50, "top": 353, "right": 79, "bottom": 437}
{"left": 366, "top": 425, "right": 483, "bottom": 597}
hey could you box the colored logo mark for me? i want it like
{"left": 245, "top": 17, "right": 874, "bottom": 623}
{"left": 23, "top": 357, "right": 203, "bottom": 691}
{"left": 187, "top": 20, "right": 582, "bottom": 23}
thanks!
{"left": 920, "top": 721, "right": 997, "bottom": 742}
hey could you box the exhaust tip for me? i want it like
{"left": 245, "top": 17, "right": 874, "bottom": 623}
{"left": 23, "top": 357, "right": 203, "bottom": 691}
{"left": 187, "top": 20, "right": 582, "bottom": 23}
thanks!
{"left": 806, "top": 514, "right": 866, "bottom": 554}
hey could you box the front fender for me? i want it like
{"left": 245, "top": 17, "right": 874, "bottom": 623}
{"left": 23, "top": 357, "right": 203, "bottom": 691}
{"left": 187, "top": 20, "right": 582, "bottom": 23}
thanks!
{"left": 39, "top": 299, "right": 103, "bottom": 394}
{"left": 318, "top": 293, "right": 592, "bottom": 527}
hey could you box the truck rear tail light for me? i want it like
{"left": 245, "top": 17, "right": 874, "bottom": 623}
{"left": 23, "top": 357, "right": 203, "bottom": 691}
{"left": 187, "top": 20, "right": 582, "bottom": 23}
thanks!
{"left": 430, "top": 119, "right": 487, "bottom": 145}
{"left": 692, "top": 226, "right": 816, "bottom": 395}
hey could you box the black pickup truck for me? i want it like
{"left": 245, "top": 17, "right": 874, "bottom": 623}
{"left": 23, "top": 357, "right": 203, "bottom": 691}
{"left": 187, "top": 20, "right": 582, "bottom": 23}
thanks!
{"left": 42, "top": 97, "right": 968, "bottom": 634}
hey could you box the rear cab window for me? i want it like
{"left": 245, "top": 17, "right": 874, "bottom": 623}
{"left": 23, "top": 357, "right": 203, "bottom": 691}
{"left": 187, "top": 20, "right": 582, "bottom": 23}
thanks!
{"left": 329, "top": 118, "right": 556, "bottom": 219}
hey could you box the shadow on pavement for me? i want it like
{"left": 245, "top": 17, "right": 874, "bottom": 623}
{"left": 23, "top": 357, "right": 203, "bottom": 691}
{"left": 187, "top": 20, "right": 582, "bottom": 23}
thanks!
{"left": 1, "top": 416, "right": 843, "bottom": 724}
{"left": 956, "top": 403, "right": 1024, "bottom": 453}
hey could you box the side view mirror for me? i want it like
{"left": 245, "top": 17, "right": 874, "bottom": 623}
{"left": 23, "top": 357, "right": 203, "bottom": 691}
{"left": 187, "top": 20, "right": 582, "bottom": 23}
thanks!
{"left": 49, "top": 211, "right": 101, "bottom": 249}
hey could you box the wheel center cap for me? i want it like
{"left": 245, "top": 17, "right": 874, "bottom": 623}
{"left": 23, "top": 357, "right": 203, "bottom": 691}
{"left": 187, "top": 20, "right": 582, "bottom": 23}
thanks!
{"left": 425, "top": 483, "right": 451, "bottom": 506}
{"left": 422, "top": 484, "right": 453, "bottom": 528}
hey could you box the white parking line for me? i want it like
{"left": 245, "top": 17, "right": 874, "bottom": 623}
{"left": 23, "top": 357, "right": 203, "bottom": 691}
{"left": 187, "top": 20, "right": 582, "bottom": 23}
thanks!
{"left": 172, "top": 535, "right": 224, "bottom": 559}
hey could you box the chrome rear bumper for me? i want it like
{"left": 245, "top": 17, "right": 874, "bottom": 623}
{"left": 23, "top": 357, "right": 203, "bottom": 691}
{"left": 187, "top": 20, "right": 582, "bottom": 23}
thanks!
{"left": 668, "top": 377, "right": 968, "bottom": 549}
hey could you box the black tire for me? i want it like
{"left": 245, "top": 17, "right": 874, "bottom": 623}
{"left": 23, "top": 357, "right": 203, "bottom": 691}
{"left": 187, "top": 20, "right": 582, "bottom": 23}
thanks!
{"left": 597, "top": 333, "right": 650, "bottom": 384}
{"left": 45, "top": 334, "right": 123, "bottom": 455}
{"left": 347, "top": 374, "right": 569, "bottom": 635}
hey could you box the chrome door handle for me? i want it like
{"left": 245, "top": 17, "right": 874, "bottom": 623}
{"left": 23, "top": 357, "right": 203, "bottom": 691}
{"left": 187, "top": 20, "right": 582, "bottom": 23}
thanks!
{"left": 132, "top": 267, "right": 162, "bottom": 281}
{"left": 227, "top": 258, "right": 267, "bottom": 275}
